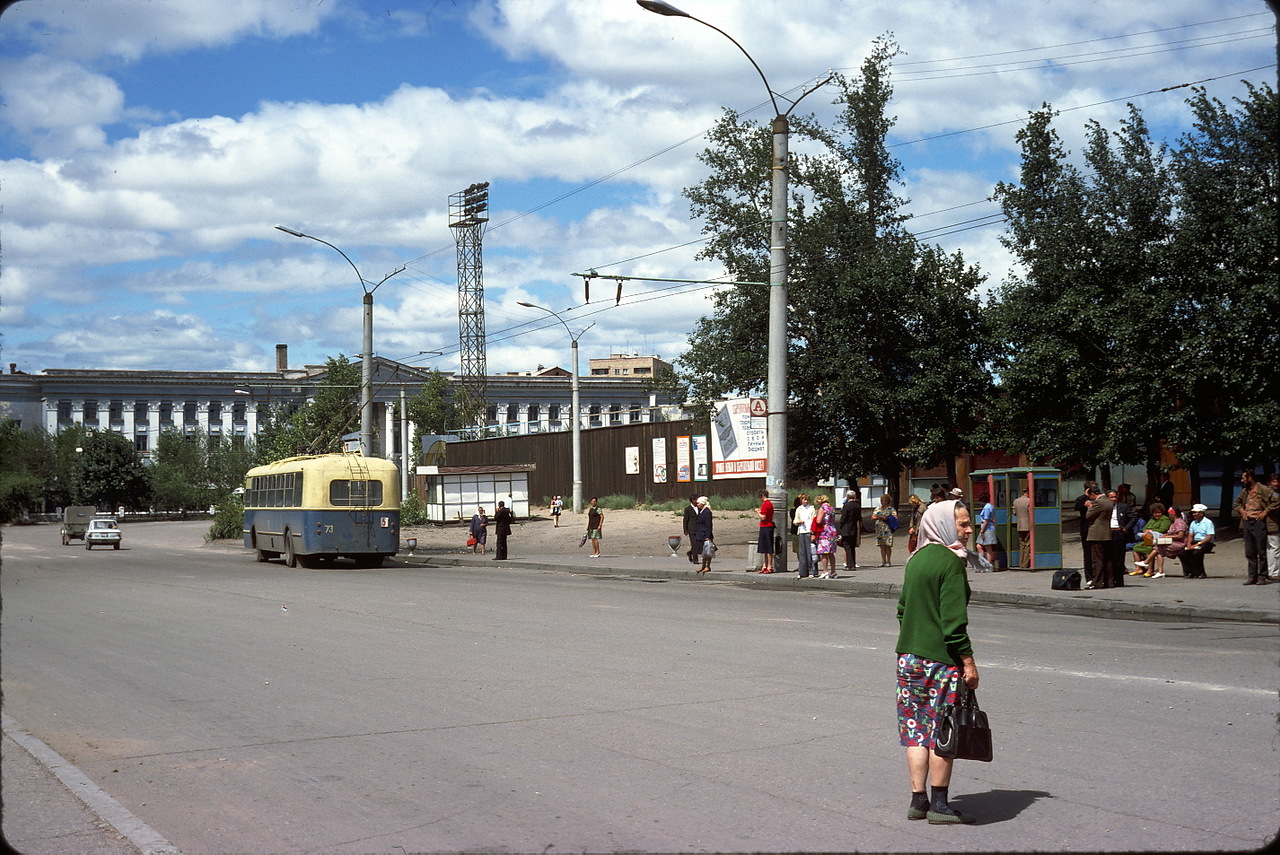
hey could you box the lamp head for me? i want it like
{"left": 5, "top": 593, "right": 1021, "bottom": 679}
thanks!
{"left": 275, "top": 225, "right": 305, "bottom": 237}
{"left": 637, "top": 0, "right": 690, "bottom": 17}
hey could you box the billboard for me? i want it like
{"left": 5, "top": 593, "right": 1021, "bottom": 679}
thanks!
{"left": 711, "top": 397, "right": 766, "bottom": 479}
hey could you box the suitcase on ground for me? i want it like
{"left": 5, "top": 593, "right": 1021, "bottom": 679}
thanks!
{"left": 1052, "top": 569, "right": 1081, "bottom": 590}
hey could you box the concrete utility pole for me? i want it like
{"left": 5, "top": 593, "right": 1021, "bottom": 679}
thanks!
{"left": 637, "top": 1, "right": 832, "bottom": 572}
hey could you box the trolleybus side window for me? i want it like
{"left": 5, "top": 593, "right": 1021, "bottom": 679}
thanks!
{"left": 329, "top": 479, "right": 383, "bottom": 507}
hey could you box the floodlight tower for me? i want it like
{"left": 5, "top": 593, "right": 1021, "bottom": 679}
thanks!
{"left": 450, "top": 182, "right": 491, "bottom": 433}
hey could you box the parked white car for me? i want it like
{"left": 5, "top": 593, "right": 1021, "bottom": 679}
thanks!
{"left": 84, "top": 518, "right": 122, "bottom": 550}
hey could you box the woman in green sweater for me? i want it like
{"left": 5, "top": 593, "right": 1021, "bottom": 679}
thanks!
{"left": 896, "top": 499, "right": 982, "bottom": 825}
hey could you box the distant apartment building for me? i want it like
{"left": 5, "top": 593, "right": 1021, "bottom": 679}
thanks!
{"left": 588, "top": 353, "right": 673, "bottom": 378}
{"left": 0, "top": 345, "right": 679, "bottom": 461}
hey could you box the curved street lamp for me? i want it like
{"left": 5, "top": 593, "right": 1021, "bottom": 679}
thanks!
{"left": 637, "top": 0, "right": 832, "bottom": 573}
{"left": 518, "top": 301, "right": 593, "bottom": 515}
{"left": 276, "top": 226, "right": 405, "bottom": 457}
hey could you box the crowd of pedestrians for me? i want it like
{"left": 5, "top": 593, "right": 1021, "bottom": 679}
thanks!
{"left": 1074, "top": 469, "right": 1279, "bottom": 588}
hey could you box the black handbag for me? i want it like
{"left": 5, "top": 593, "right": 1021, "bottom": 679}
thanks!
{"left": 934, "top": 687, "right": 993, "bottom": 762}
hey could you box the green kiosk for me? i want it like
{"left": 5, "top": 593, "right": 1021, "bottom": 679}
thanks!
{"left": 969, "top": 467, "right": 1062, "bottom": 570}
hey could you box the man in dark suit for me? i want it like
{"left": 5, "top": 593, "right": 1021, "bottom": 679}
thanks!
{"left": 838, "top": 488, "right": 862, "bottom": 571}
{"left": 1075, "top": 482, "right": 1098, "bottom": 584}
{"left": 682, "top": 494, "right": 700, "bottom": 563}
{"left": 1084, "top": 486, "right": 1113, "bottom": 589}
{"left": 1107, "top": 490, "right": 1134, "bottom": 587}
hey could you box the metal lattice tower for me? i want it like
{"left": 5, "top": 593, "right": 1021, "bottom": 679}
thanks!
{"left": 449, "top": 182, "right": 490, "bottom": 430}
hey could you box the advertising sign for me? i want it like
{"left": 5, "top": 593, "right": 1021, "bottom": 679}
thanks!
{"left": 676, "top": 436, "right": 692, "bottom": 482}
{"left": 652, "top": 437, "right": 668, "bottom": 483}
{"left": 692, "top": 435, "right": 709, "bottom": 481}
{"left": 711, "top": 398, "right": 767, "bottom": 479}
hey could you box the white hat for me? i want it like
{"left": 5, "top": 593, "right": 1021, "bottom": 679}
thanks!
{"left": 1191, "top": 503, "right": 1209, "bottom": 513}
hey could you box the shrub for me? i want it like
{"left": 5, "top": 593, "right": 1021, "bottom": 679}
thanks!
{"left": 205, "top": 492, "right": 244, "bottom": 542}
{"left": 401, "top": 492, "right": 426, "bottom": 526}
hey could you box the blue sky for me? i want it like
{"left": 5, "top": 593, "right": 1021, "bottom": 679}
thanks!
{"left": 0, "top": 0, "right": 1274, "bottom": 377}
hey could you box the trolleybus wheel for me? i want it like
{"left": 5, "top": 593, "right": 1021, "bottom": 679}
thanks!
{"left": 283, "top": 530, "right": 298, "bottom": 568}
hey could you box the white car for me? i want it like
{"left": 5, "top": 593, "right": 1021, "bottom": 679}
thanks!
{"left": 85, "top": 518, "right": 123, "bottom": 550}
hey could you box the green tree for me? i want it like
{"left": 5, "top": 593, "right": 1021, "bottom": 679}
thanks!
{"left": 148, "top": 430, "right": 210, "bottom": 510}
{"left": 255, "top": 355, "right": 362, "bottom": 462}
{"left": 403, "top": 369, "right": 456, "bottom": 455}
{"left": 0, "top": 421, "right": 48, "bottom": 521}
{"left": 73, "top": 429, "right": 150, "bottom": 511}
{"left": 989, "top": 105, "right": 1178, "bottom": 472}
{"left": 679, "top": 40, "right": 994, "bottom": 490}
{"left": 1165, "top": 83, "right": 1280, "bottom": 467}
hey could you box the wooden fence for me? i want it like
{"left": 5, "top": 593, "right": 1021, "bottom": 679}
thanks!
{"left": 438, "top": 420, "right": 764, "bottom": 506}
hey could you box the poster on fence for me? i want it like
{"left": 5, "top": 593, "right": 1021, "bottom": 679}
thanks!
{"left": 625, "top": 446, "right": 640, "bottom": 475}
{"left": 692, "top": 434, "right": 709, "bottom": 481}
{"left": 652, "top": 437, "right": 668, "bottom": 483}
{"left": 676, "top": 436, "right": 692, "bottom": 482}
{"left": 711, "top": 398, "right": 766, "bottom": 479}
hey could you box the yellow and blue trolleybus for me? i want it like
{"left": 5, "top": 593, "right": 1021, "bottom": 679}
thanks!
{"left": 242, "top": 453, "right": 400, "bottom": 568}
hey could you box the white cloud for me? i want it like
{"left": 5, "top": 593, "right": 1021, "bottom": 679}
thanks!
{"left": 0, "top": 55, "right": 123, "bottom": 156}
{"left": 1, "top": 0, "right": 334, "bottom": 62}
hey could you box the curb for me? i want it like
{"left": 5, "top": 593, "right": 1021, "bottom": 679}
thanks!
{"left": 395, "top": 554, "right": 1278, "bottom": 624}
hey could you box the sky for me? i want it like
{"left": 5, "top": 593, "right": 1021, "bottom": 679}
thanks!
{"left": 0, "top": 0, "right": 1275, "bottom": 378}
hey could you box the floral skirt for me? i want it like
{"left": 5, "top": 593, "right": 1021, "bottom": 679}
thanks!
{"left": 897, "top": 653, "right": 960, "bottom": 748}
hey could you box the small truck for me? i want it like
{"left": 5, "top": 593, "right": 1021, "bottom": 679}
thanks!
{"left": 84, "top": 517, "right": 123, "bottom": 550}
{"left": 60, "top": 506, "right": 97, "bottom": 545}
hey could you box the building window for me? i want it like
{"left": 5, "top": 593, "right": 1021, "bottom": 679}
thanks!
{"left": 634, "top": 367, "right": 651, "bottom": 375}
{"left": 232, "top": 401, "right": 246, "bottom": 423}
{"left": 83, "top": 401, "right": 99, "bottom": 425}
{"left": 159, "top": 401, "right": 174, "bottom": 424}
{"left": 629, "top": 404, "right": 643, "bottom": 423}
{"left": 208, "top": 401, "right": 222, "bottom": 423}
{"left": 609, "top": 404, "right": 621, "bottom": 425}
{"left": 527, "top": 404, "right": 539, "bottom": 423}
{"left": 506, "top": 403, "right": 518, "bottom": 424}
{"left": 109, "top": 401, "right": 124, "bottom": 424}
{"left": 57, "top": 401, "right": 72, "bottom": 424}
{"left": 134, "top": 433, "right": 149, "bottom": 453}
{"left": 547, "top": 403, "right": 561, "bottom": 426}
{"left": 590, "top": 368, "right": 608, "bottom": 375}
{"left": 588, "top": 404, "right": 602, "bottom": 427}
{"left": 134, "top": 401, "right": 149, "bottom": 423}
{"left": 485, "top": 405, "right": 498, "bottom": 425}
{"left": 183, "top": 401, "right": 198, "bottom": 424}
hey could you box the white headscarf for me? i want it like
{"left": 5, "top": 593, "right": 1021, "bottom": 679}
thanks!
{"left": 913, "top": 499, "right": 992, "bottom": 572}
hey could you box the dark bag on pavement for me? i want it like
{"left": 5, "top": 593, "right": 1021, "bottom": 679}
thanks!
{"left": 1052, "top": 569, "right": 1081, "bottom": 590}
{"left": 934, "top": 687, "right": 993, "bottom": 762}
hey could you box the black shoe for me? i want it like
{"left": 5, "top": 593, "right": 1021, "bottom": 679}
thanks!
{"left": 1259, "top": 578, "right": 1272, "bottom": 585}
{"left": 1243, "top": 578, "right": 1258, "bottom": 585}
{"left": 927, "top": 807, "right": 975, "bottom": 825}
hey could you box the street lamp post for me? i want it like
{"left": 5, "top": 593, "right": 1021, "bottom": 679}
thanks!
{"left": 637, "top": 0, "right": 831, "bottom": 573}
{"left": 517, "top": 301, "right": 593, "bottom": 515}
{"left": 275, "top": 226, "right": 405, "bottom": 457}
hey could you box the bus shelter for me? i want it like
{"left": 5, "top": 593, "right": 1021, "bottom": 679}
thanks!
{"left": 969, "top": 467, "right": 1062, "bottom": 570}
{"left": 415, "top": 464, "right": 533, "bottom": 523}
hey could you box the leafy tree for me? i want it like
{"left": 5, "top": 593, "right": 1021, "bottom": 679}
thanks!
{"left": 1165, "top": 83, "right": 1280, "bottom": 467}
{"left": 678, "top": 39, "right": 994, "bottom": 490}
{"left": 403, "top": 369, "right": 456, "bottom": 454}
{"left": 148, "top": 430, "right": 210, "bottom": 511}
{"left": 0, "top": 420, "right": 47, "bottom": 521}
{"left": 990, "top": 104, "right": 1177, "bottom": 475}
{"left": 148, "top": 430, "right": 256, "bottom": 511}
{"left": 989, "top": 85, "right": 1276, "bottom": 481}
{"left": 72, "top": 429, "right": 150, "bottom": 511}
{"left": 255, "top": 355, "right": 362, "bottom": 462}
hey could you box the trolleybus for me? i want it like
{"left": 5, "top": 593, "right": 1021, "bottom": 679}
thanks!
{"left": 243, "top": 452, "right": 400, "bottom": 568}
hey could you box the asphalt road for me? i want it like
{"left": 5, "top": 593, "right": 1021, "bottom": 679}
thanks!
{"left": 2, "top": 521, "right": 1277, "bottom": 853}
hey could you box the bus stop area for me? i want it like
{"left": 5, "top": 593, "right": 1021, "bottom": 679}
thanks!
{"left": 403, "top": 535, "right": 1279, "bottom": 625}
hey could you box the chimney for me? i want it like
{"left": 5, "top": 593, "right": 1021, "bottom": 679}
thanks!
{"left": 8, "top": 364, "right": 15, "bottom": 374}
{"left": 276, "top": 344, "right": 288, "bottom": 372}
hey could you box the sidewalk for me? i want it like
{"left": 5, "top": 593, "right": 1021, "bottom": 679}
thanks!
{"left": 402, "top": 540, "right": 1280, "bottom": 625}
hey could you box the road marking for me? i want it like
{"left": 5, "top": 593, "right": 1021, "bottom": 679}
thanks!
{"left": 988, "top": 662, "right": 1275, "bottom": 696}
{"left": 2, "top": 713, "right": 183, "bottom": 855}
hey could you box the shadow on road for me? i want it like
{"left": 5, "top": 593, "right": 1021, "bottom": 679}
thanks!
{"left": 953, "top": 788, "right": 1054, "bottom": 824}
